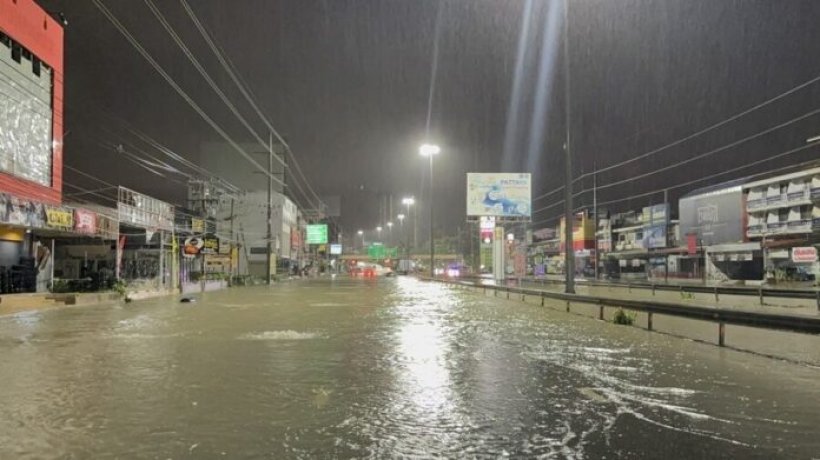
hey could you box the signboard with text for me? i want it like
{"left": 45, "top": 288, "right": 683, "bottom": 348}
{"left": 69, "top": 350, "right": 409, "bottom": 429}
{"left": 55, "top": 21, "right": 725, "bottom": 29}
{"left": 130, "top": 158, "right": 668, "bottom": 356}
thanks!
{"left": 46, "top": 207, "right": 74, "bottom": 230}
{"left": 679, "top": 187, "right": 744, "bottom": 246}
{"left": 74, "top": 209, "right": 97, "bottom": 234}
{"left": 467, "top": 173, "right": 531, "bottom": 218}
{"left": 792, "top": 247, "right": 818, "bottom": 263}
{"left": 306, "top": 224, "right": 328, "bottom": 244}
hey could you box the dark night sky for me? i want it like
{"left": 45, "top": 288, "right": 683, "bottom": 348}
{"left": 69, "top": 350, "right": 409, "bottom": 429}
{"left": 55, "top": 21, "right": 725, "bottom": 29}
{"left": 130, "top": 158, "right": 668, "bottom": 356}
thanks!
{"left": 38, "top": 0, "right": 820, "bottom": 234}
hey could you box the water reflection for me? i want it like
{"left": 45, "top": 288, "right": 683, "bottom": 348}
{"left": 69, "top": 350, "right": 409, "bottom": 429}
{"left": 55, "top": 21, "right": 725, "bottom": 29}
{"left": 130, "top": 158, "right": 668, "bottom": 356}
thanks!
{"left": 0, "top": 279, "right": 817, "bottom": 458}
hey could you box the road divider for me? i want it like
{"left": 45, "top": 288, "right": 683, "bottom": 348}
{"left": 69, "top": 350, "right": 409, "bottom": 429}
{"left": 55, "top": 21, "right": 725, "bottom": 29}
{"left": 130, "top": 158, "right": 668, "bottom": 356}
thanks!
{"left": 423, "top": 277, "right": 820, "bottom": 349}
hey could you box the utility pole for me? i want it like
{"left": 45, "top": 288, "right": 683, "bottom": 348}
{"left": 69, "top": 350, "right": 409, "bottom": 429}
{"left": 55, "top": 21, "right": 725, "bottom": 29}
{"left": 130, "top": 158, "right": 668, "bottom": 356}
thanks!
{"left": 563, "top": 0, "right": 575, "bottom": 294}
{"left": 429, "top": 155, "right": 435, "bottom": 278}
{"left": 229, "top": 196, "right": 235, "bottom": 279}
{"left": 266, "top": 131, "right": 273, "bottom": 285}
{"left": 592, "top": 160, "right": 598, "bottom": 281}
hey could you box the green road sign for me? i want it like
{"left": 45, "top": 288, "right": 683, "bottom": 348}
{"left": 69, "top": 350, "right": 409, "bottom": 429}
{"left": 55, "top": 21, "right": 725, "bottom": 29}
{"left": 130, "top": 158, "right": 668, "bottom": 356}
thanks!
{"left": 368, "top": 244, "right": 398, "bottom": 260}
{"left": 306, "top": 224, "right": 328, "bottom": 245}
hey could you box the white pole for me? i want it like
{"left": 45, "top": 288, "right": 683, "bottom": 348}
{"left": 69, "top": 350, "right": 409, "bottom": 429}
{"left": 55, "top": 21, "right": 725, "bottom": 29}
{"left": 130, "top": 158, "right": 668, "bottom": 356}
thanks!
{"left": 50, "top": 239, "right": 55, "bottom": 291}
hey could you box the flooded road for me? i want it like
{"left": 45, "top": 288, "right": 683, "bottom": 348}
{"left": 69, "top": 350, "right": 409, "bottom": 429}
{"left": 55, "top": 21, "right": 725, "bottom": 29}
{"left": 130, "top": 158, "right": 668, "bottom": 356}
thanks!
{"left": 1, "top": 277, "right": 819, "bottom": 458}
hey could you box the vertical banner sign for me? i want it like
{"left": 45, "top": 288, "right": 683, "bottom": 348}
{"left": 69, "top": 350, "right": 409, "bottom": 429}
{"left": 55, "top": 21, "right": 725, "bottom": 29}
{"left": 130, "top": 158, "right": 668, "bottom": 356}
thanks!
{"left": 116, "top": 235, "right": 126, "bottom": 279}
{"left": 493, "top": 226, "right": 505, "bottom": 281}
{"left": 687, "top": 234, "right": 698, "bottom": 255}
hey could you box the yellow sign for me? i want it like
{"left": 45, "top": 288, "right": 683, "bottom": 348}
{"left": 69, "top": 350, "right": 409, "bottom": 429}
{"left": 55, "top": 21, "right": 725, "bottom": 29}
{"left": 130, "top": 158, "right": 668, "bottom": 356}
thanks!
{"left": 192, "top": 218, "right": 204, "bottom": 233}
{"left": 230, "top": 247, "right": 239, "bottom": 270}
{"left": 46, "top": 208, "right": 74, "bottom": 229}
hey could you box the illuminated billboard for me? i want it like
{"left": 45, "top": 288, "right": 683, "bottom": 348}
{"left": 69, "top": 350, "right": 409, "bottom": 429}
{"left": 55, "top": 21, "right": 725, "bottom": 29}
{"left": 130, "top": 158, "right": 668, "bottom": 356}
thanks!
{"left": 466, "top": 173, "right": 531, "bottom": 218}
{"left": 306, "top": 224, "right": 328, "bottom": 245}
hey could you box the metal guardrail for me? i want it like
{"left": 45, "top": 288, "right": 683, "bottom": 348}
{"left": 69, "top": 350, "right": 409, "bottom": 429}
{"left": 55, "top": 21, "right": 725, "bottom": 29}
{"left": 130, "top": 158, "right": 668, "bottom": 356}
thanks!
{"left": 426, "top": 277, "right": 820, "bottom": 347}
{"left": 511, "top": 277, "right": 820, "bottom": 308}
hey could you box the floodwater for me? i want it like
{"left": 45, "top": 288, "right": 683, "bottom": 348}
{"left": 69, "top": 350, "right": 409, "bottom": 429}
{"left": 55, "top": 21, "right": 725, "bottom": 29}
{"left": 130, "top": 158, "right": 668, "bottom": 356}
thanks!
{"left": 1, "top": 278, "right": 818, "bottom": 459}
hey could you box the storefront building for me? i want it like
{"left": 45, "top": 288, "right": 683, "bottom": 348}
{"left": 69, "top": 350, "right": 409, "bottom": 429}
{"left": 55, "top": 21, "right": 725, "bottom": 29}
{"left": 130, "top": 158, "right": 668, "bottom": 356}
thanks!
{"left": 743, "top": 167, "right": 819, "bottom": 284}
{"left": 0, "top": 0, "right": 65, "bottom": 293}
{"left": 116, "top": 187, "right": 175, "bottom": 292}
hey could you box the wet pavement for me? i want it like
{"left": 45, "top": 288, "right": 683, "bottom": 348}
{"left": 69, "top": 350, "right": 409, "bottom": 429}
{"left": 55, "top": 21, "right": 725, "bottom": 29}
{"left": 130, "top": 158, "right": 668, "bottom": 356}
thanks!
{"left": 1, "top": 277, "right": 819, "bottom": 458}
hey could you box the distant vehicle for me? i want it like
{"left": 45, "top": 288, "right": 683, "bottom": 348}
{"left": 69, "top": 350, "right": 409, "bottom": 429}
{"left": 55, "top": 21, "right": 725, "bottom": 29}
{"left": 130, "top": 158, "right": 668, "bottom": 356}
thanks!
{"left": 350, "top": 261, "right": 394, "bottom": 277}
{"left": 396, "top": 259, "right": 414, "bottom": 275}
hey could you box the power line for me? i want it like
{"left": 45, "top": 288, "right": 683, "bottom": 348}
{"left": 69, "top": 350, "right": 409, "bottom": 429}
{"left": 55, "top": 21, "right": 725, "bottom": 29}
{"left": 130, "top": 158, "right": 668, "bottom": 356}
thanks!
{"left": 143, "top": 0, "right": 275, "bottom": 162}
{"left": 533, "top": 69, "right": 820, "bottom": 203}
{"left": 90, "top": 0, "right": 283, "bottom": 188}
{"left": 536, "top": 104, "right": 820, "bottom": 213}
{"left": 584, "top": 106, "right": 820, "bottom": 197}
{"left": 179, "top": 0, "right": 326, "bottom": 213}
{"left": 531, "top": 142, "right": 819, "bottom": 226}
{"left": 571, "top": 70, "right": 820, "bottom": 185}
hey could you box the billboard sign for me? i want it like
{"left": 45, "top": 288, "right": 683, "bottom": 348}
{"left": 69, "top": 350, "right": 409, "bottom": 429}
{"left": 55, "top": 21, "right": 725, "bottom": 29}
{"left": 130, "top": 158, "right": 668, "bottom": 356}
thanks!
{"left": 642, "top": 203, "right": 669, "bottom": 226}
{"left": 679, "top": 187, "right": 744, "bottom": 246}
{"left": 792, "top": 246, "right": 817, "bottom": 263}
{"left": 306, "top": 224, "right": 328, "bottom": 245}
{"left": 467, "top": 173, "right": 531, "bottom": 217}
{"left": 74, "top": 209, "right": 97, "bottom": 234}
{"left": 642, "top": 224, "right": 667, "bottom": 249}
{"left": 330, "top": 243, "right": 342, "bottom": 255}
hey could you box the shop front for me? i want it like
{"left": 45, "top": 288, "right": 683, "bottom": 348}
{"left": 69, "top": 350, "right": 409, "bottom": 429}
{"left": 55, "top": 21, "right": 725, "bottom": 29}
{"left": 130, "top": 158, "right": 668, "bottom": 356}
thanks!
{"left": 47, "top": 207, "right": 119, "bottom": 293}
{"left": 0, "top": 193, "right": 49, "bottom": 293}
{"left": 117, "top": 187, "right": 175, "bottom": 293}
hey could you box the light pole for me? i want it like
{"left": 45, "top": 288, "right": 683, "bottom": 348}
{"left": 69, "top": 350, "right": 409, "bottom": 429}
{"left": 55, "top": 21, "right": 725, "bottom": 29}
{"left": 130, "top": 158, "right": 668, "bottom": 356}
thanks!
{"left": 402, "top": 197, "right": 415, "bottom": 255}
{"left": 397, "top": 213, "right": 406, "bottom": 259}
{"left": 376, "top": 226, "right": 383, "bottom": 243}
{"left": 357, "top": 229, "right": 364, "bottom": 252}
{"left": 387, "top": 221, "right": 393, "bottom": 246}
{"left": 419, "top": 144, "right": 440, "bottom": 277}
{"left": 562, "top": 0, "right": 575, "bottom": 294}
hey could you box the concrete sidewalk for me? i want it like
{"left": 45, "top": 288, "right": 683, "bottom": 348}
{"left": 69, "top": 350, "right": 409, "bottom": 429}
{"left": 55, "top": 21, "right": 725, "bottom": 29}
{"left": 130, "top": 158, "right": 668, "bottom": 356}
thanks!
{"left": 0, "top": 289, "right": 177, "bottom": 317}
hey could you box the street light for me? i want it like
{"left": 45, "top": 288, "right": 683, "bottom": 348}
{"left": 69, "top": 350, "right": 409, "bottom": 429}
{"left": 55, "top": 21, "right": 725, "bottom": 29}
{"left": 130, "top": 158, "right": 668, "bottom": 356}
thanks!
{"left": 387, "top": 221, "right": 393, "bottom": 246}
{"left": 419, "top": 143, "right": 440, "bottom": 277}
{"left": 402, "top": 197, "right": 415, "bottom": 258}
{"left": 376, "top": 226, "right": 383, "bottom": 242}
{"left": 357, "top": 229, "right": 364, "bottom": 251}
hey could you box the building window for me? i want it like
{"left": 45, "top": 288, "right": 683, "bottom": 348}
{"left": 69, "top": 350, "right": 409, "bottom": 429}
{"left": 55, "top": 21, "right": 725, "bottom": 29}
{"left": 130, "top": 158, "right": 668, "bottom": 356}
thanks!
{"left": 0, "top": 34, "right": 53, "bottom": 186}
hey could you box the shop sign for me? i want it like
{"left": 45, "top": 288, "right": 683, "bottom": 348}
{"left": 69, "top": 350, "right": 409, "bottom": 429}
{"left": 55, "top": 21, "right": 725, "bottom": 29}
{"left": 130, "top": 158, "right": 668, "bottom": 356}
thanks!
{"left": 792, "top": 247, "right": 818, "bottom": 263}
{"left": 46, "top": 207, "right": 74, "bottom": 230}
{"left": 687, "top": 234, "right": 698, "bottom": 255}
{"left": 0, "top": 193, "right": 46, "bottom": 228}
{"left": 183, "top": 236, "right": 204, "bottom": 258}
{"left": 642, "top": 224, "right": 667, "bottom": 249}
{"left": 218, "top": 240, "right": 231, "bottom": 255}
{"left": 98, "top": 215, "right": 119, "bottom": 239}
{"left": 202, "top": 237, "right": 219, "bottom": 255}
{"left": 191, "top": 218, "right": 205, "bottom": 234}
{"left": 642, "top": 203, "right": 669, "bottom": 226}
{"left": 74, "top": 209, "right": 97, "bottom": 234}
